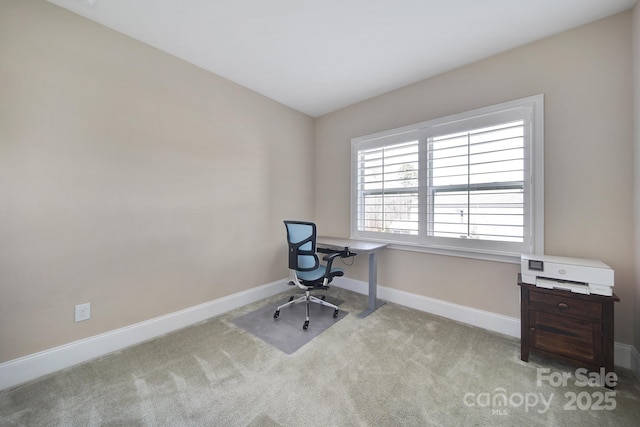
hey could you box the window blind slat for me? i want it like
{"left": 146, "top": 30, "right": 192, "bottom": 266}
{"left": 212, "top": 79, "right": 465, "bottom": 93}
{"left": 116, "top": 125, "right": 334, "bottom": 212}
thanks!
{"left": 356, "top": 140, "right": 420, "bottom": 235}
{"left": 426, "top": 120, "right": 526, "bottom": 242}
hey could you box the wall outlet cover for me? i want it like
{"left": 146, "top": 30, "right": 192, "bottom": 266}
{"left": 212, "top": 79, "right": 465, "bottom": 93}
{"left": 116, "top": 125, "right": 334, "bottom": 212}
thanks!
{"left": 75, "top": 303, "right": 91, "bottom": 322}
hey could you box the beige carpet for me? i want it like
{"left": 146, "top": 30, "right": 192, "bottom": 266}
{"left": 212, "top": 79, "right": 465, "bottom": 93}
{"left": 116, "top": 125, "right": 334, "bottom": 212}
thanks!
{"left": 1, "top": 287, "right": 639, "bottom": 426}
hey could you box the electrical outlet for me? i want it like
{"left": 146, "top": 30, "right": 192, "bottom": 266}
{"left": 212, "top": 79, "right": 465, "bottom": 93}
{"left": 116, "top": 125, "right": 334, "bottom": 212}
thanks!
{"left": 75, "top": 303, "right": 91, "bottom": 322}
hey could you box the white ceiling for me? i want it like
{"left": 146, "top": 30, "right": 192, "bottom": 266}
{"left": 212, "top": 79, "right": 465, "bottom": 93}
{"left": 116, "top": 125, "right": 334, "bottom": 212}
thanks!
{"left": 48, "top": 0, "right": 637, "bottom": 117}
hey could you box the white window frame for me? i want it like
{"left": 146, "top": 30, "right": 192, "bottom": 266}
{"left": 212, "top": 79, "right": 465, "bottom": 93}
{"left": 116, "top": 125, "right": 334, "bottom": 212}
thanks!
{"left": 350, "top": 95, "right": 544, "bottom": 263}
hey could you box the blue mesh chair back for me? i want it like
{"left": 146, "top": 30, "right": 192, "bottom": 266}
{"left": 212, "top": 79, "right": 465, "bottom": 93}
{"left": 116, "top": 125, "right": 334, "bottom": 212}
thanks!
{"left": 285, "top": 221, "right": 319, "bottom": 272}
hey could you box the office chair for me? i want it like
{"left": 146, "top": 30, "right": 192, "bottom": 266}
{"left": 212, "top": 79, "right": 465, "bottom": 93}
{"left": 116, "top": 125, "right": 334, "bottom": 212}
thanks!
{"left": 274, "top": 220, "right": 344, "bottom": 330}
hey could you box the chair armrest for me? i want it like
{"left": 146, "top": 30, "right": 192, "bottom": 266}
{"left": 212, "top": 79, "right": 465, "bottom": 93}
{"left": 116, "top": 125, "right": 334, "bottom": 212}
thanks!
{"left": 321, "top": 250, "right": 356, "bottom": 279}
{"left": 322, "top": 251, "right": 345, "bottom": 276}
{"left": 322, "top": 252, "right": 344, "bottom": 262}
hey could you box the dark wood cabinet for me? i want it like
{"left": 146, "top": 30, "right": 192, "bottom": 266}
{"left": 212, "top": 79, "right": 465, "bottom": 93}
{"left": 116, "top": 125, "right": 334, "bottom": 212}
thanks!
{"left": 518, "top": 274, "right": 619, "bottom": 375}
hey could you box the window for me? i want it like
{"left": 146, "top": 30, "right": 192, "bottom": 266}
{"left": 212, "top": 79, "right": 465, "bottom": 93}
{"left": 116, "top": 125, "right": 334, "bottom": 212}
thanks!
{"left": 351, "top": 95, "right": 543, "bottom": 262}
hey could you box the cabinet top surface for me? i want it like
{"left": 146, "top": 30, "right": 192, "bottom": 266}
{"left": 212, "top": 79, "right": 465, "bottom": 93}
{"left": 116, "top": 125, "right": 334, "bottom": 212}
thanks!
{"left": 517, "top": 274, "right": 619, "bottom": 302}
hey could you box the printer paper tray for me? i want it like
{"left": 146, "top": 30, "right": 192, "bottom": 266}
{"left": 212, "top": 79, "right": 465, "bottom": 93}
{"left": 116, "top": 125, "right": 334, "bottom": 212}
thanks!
{"left": 535, "top": 277, "right": 590, "bottom": 295}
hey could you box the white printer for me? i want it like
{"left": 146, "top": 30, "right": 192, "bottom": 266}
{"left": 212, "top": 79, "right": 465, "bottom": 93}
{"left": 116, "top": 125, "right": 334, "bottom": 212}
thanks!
{"left": 520, "top": 254, "right": 614, "bottom": 296}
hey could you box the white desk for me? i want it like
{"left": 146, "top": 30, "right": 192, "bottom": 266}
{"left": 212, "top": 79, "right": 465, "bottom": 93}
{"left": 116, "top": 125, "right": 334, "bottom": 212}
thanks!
{"left": 316, "top": 236, "right": 388, "bottom": 318}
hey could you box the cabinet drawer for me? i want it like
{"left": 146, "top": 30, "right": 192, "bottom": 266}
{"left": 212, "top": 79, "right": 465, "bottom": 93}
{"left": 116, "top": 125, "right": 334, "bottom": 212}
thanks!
{"left": 529, "top": 311, "right": 601, "bottom": 364}
{"left": 529, "top": 290, "right": 602, "bottom": 319}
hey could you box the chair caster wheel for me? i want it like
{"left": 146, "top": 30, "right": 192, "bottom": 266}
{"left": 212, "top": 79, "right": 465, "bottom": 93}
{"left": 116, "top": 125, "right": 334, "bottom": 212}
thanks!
{"left": 274, "top": 310, "right": 280, "bottom": 319}
{"left": 288, "top": 296, "right": 294, "bottom": 302}
{"left": 303, "top": 321, "right": 309, "bottom": 330}
{"left": 333, "top": 309, "right": 339, "bottom": 318}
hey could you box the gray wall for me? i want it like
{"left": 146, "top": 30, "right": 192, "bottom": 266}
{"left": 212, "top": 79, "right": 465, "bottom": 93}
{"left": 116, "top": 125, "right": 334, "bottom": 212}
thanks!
{"left": 315, "top": 12, "right": 635, "bottom": 345}
{"left": 0, "top": 0, "right": 314, "bottom": 362}
{"left": 1, "top": 1, "right": 638, "bottom": 367}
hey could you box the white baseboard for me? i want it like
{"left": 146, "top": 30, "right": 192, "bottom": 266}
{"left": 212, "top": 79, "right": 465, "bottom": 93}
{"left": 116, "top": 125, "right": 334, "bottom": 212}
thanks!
{"left": 332, "top": 277, "right": 521, "bottom": 338}
{"left": 0, "top": 279, "right": 288, "bottom": 391}
{"left": 332, "top": 277, "right": 634, "bottom": 371}
{"left": 2, "top": 277, "right": 637, "bottom": 391}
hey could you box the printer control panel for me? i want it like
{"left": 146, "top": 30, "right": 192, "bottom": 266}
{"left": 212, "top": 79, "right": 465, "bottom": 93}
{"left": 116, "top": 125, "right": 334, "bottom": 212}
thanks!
{"left": 528, "top": 259, "right": 544, "bottom": 272}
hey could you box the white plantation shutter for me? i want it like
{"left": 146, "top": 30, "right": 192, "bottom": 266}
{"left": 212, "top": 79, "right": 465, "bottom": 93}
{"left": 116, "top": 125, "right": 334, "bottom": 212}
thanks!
{"left": 427, "top": 121, "right": 525, "bottom": 242}
{"left": 355, "top": 140, "right": 419, "bottom": 236}
{"left": 351, "top": 95, "right": 543, "bottom": 261}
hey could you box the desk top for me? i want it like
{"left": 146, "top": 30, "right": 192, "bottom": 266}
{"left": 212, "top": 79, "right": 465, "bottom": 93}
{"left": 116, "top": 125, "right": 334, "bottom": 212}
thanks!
{"left": 317, "top": 236, "right": 388, "bottom": 254}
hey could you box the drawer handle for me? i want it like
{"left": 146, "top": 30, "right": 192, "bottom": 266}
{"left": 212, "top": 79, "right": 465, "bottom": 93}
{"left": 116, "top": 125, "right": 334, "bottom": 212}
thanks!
{"left": 557, "top": 302, "right": 569, "bottom": 311}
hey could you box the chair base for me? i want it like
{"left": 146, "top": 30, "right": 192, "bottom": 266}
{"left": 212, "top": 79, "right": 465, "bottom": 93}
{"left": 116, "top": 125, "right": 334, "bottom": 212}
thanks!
{"left": 274, "top": 291, "right": 339, "bottom": 330}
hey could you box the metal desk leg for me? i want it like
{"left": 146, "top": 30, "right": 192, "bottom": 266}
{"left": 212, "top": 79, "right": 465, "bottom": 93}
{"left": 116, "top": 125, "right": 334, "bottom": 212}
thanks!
{"left": 357, "top": 251, "right": 386, "bottom": 318}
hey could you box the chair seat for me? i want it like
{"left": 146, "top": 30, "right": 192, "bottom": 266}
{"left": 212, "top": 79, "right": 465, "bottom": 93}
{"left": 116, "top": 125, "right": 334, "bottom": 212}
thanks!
{"left": 297, "top": 265, "right": 343, "bottom": 282}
